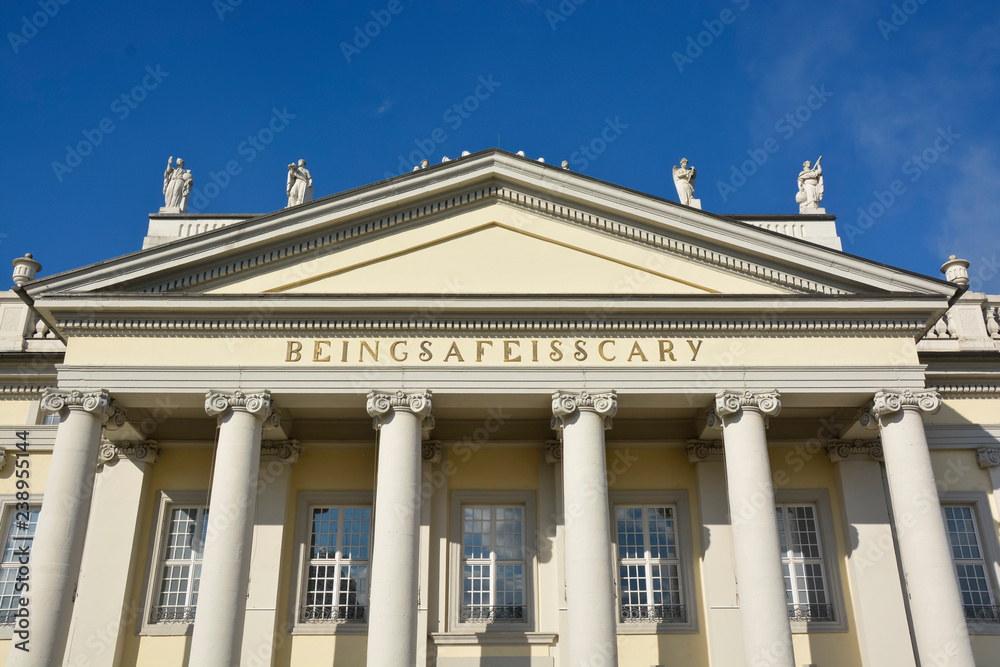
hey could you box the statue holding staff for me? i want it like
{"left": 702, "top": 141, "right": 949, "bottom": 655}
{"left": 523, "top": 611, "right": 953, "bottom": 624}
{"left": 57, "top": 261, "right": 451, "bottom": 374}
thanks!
{"left": 796, "top": 156, "right": 824, "bottom": 213}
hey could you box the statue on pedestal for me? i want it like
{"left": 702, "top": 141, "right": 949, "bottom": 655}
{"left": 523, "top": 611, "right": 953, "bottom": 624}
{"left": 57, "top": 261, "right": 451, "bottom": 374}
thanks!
{"left": 162, "top": 157, "right": 193, "bottom": 212}
{"left": 672, "top": 158, "right": 701, "bottom": 209}
{"left": 796, "top": 156, "right": 824, "bottom": 213}
{"left": 286, "top": 159, "right": 314, "bottom": 207}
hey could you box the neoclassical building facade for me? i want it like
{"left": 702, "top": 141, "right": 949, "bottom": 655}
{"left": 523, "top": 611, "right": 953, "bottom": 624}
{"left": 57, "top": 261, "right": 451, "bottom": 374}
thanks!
{"left": 1, "top": 149, "right": 999, "bottom": 666}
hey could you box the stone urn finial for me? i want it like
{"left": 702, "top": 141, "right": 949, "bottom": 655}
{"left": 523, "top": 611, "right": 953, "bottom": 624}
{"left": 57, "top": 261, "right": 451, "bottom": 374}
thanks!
{"left": 941, "top": 255, "right": 970, "bottom": 287}
{"left": 11, "top": 253, "right": 41, "bottom": 287}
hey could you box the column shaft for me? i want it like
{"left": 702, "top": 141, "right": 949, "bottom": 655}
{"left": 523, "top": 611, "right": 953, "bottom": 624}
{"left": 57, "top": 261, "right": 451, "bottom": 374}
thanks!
{"left": 65, "top": 443, "right": 159, "bottom": 666}
{"left": 874, "top": 391, "right": 975, "bottom": 667}
{"left": 8, "top": 390, "right": 114, "bottom": 667}
{"left": 366, "top": 391, "right": 431, "bottom": 667}
{"left": 716, "top": 390, "right": 794, "bottom": 667}
{"left": 189, "top": 391, "right": 272, "bottom": 667}
{"left": 552, "top": 391, "right": 619, "bottom": 667}
{"left": 826, "top": 445, "right": 915, "bottom": 667}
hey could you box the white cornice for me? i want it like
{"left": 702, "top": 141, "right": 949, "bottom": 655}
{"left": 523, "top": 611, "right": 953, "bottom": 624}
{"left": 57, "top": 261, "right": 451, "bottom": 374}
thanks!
{"left": 22, "top": 151, "right": 957, "bottom": 300}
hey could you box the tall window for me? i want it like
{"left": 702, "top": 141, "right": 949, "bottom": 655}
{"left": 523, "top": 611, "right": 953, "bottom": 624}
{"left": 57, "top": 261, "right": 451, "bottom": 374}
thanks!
{"left": 777, "top": 503, "right": 832, "bottom": 621}
{"left": 152, "top": 506, "right": 208, "bottom": 623}
{"left": 615, "top": 505, "right": 685, "bottom": 623}
{"left": 0, "top": 507, "right": 39, "bottom": 625}
{"left": 944, "top": 505, "right": 998, "bottom": 622}
{"left": 300, "top": 506, "right": 370, "bottom": 623}
{"left": 461, "top": 505, "right": 526, "bottom": 623}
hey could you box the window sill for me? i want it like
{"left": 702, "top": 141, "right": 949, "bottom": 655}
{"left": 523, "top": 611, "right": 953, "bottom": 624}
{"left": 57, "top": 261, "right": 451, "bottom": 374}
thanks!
{"left": 139, "top": 623, "right": 194, "bottom": 637}
{"left": 967, "top": 622, "right": 1000, "bottom": 636}
{"left": 789, "top": 619, "right": 849, "bottom": 634}
{"left": 290, "top": 623, "right": 368, "bottom": 636}
{"left": 431, "top": 632, "right": 557, "bottom": 646}
{"left": 616, "top": 621, "right": 698, "bottom": 635}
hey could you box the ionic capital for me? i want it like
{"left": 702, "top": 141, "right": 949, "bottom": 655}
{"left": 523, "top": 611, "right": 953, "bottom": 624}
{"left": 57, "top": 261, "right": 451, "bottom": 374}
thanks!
{"left": 867, "top": 389, "right": 941, "bottom": 425}
{"left": 544, "top": 439, "right": 563, "bottom": 463}
{"left": 550, "top": 391, "right": 617, "bottom": 431}
{"left": 367, "top": 390, "right": 433, "bottom": 429}
{"left": 715, "top": 390, "right": 781, "bottom": 421}
{"left": 40, "top": 389, "right": 116, "bottom": 422}
{"left": 261, "top": 439, "right": 301, "bottom": 464}
{"left": 421, "top": 441, "right": 442, "bottom": 463}
{"left": 687, "top": 439, "right": 724, "bottom": 464}
{"left": 977, "top": 447, "right": 1000, "bottom": 470}
{"left": 98, "top": 440, "right": 160, "bottom": 467}
{"left": 825, "top": 439, "right": 884, "bottom": 463}
{"left": 205, "top": 390, "right": 273, "bottom": 422}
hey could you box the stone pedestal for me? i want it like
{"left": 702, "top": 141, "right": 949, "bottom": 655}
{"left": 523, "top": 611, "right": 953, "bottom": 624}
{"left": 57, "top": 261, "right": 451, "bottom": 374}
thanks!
{"left": 551, "top": 391, "right": 619, "bottom": 667}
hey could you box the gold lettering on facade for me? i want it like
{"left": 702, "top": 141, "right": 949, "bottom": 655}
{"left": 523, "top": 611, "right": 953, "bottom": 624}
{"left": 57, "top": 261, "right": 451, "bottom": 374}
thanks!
{"left": 313, "top": 340, "right": 331, "bottom": 362}
{"left": 281, "top": 338, "right": 707, "bottom": 365}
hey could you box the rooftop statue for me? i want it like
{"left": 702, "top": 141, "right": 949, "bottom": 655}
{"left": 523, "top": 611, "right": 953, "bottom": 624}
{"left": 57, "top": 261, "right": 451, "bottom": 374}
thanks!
{"left": 672, "top": 158, "right": 701, "bottom": 209}
{"left": 286, "top": 159, "right": 313, "bottom": 207}
{"left": 162, "top": 156, "right": 193, "bottom": 212}
{"left": 796, "top": 156, "right": 824, "bottom": 213}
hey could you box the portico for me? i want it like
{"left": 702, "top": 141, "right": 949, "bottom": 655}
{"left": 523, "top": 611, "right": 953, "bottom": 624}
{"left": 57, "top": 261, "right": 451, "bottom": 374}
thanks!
{"left": 2, "top": 150, "right": 997, "bottom": 667}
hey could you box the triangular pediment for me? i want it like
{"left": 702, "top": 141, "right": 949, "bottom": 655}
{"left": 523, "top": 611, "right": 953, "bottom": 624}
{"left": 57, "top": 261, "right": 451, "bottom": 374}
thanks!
{"left": 23, "top": 150, "right": 956, "bottom": 304}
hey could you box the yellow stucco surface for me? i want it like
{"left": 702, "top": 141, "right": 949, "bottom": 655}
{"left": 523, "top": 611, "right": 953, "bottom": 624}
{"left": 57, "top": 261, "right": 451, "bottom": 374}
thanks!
{"left": 0, "top": 401, "right": 32, "bottom": 425}
{"left": 928, "top": 397, "right": 1000, "bottom": 426}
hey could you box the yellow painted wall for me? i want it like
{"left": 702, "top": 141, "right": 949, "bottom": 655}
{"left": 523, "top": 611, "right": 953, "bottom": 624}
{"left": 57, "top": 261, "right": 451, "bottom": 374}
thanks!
{"left": 0, "top": 401, "right": 32, "bottom": 425}
{"left": 928, "top": 397, "right": 1000, "bottom": 426}
{"left": 275, "top": 448, "right": 376, "bottom": 666}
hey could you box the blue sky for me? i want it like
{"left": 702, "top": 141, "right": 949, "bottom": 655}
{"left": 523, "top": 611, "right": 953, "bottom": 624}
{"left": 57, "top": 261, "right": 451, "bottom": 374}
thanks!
{"left": 2, "top": 0, "right": 999, "bottom": 291}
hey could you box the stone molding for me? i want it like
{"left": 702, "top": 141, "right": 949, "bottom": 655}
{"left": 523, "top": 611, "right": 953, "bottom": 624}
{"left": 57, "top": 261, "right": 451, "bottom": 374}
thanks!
{"left": 544, "top": 440, "right": 562, "bottom": 463}
{"left": 261, "top": 439, "right": 301, "bottom": 463}
{"left": 40, "top": 389, "right": 118, "bottom": 422}
{"left": 421, "top": 440, "right": 442, "bottom": 463}
{"left": 550, "top": 391, "right": 617, "bottom": 431}
{"left": 0, "top": 385, "right": 53, "bottom": 398}
{"left": 929, "top": 383, "right": 1000, "bottom": 398}
{"left": 825, "top": 440, "right": 884, "bottom": 463}
{"left": 366, "top": 390, "right": 433, "bottom": 429}
{"left": 128, "top": 183, "right": 842, "bottom": 297}
{"left": 97, "top": 440, "right": 160, "bottom": 467}
{"left": 205, "top": 390, "right": 273, "bottom": 422}
{"left": 866, "top": 389, "right": 942, "bottom": 426}
{"left": 0, "top": 449, "right": 8, "bottom": 472}
{"left": 714, "top": 390, "right": 781, "bottom": 420}
{"left": 977, "top": 447, "right": 1000, "bottom": 470}
{"left": 687, "top": 440, "right": 724, "bottom": 464}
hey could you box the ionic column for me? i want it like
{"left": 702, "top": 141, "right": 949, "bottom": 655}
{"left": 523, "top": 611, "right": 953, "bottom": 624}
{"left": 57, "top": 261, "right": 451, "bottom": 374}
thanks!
{"left": 714, "top": 390, "right": 793, "bottom": 667}
{"left": 825, "top": 440, "right": 916, "bottom": 666}
{"left": 189, "top": 390, "right": 272, "bottom": 667}
{"left": 868, "top": 390, "right": 975, "bottom": 667}
{"left": 66, "top": 441, "right": 160, "bottom": 667}
{"left": 687, "top": 440, "right": 744, "bottom": 666}
{"left": 366, "top": 390, "right": 433, "bottom": 667}
{"left": 551, "top": 391, "right": 619, "bottom": 667}
{"left": 7, "top": 389, "right": 120, "bottom": 667}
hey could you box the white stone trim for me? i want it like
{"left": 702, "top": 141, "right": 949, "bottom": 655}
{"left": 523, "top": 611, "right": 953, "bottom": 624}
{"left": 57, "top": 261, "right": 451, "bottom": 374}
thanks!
{"left": 938, "top": 491, "right": 1000, "bottom": 635}
{"left": 136, "top": 490, "right": 209, "bottom": 636}
{"left": 607, "top": 489, "right": 699, "bottom": 634}
{"left": 286, "top": 490, "right": 373, "bottom": 635}
{"left": 448, "top": 490, "right": 537, "bottom": 633}
{"left": 773, "top": 488, "right": 849, "bottom": 634}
